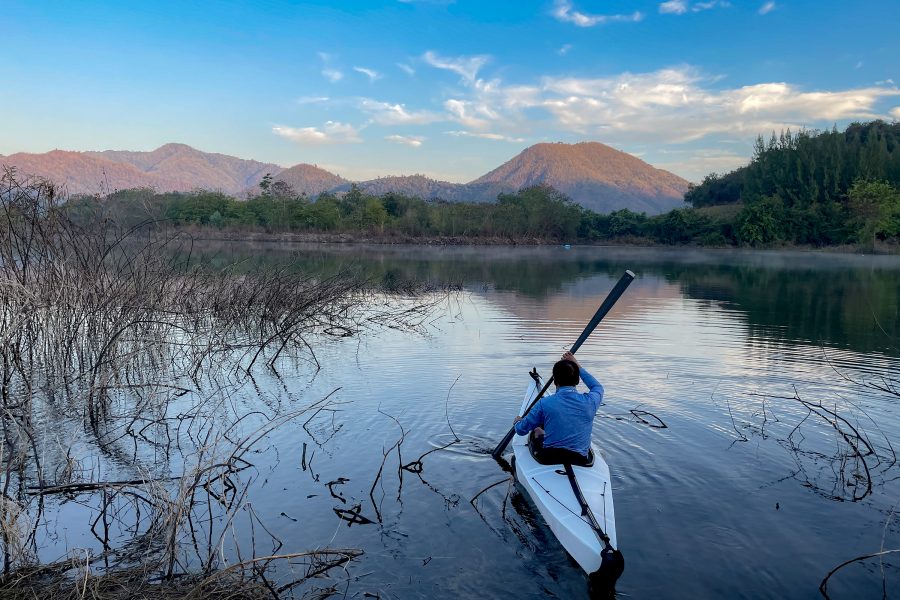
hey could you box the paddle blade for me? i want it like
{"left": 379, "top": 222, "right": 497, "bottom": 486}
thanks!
{"left": 588, "top": 547, "right": 625, "bottom": 598}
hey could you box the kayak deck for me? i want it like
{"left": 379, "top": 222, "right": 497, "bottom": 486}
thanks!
{"left": 511, "top": 376, "right": 618, "bottom": 575}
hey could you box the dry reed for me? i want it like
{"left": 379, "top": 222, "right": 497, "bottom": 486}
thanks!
{"left": 0, "top": 169, "right": 441, "bottom": 597}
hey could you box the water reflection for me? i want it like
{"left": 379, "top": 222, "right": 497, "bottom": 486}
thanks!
{"left": 193, "top": 241, "right": 900, "bottom": 358}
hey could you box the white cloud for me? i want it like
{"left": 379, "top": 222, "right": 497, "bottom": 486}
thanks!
{"left": 758, "top": 1, "right": 776, "bottom": 15}
{"left": 385, "top": 134, "right": 425, "bottom": 147}
{"left": 660, "top": 0, "right": 729, "bottom": 14}
{"left": 445, "top": 130, "right": 525, "bottom": 143}
{"left": 273, "top": 122, "right": 362, "bottom": 145}
{"left": 551, "top": 0, "right": 643, "bottom": 27}
{"left": 318, "top": 51, "right": 344, "bottom": 83}
{"left": 353, "top": 66, "right": 381, "bottom": 82}
{"left": 322, "top": 69, "right": 343, "bottom": 83}
{"left": 296, "top": 96, "right": 330, "bottom": 105}
{"left": 728, "top": 83, "right": 891, "bottom": 121}
{"left": 557, "top": 44, "right": 573, "bottom": 56}
{"left": 877, "top": 79, "right": 896, "bottom": 86}
{"left": 855, "top": 61, "right": 863, "bottom": 70}
{"left": 444, "top": 99, "right": 495, "bottom": 129}
{"left": 422, "top": 50, "right": 490, "bottom": 83}
{"left": 397, "top": 63, "right": 415, "bottom": 76}
{"left": 659, "top": 1, "right": 687, "bottom": 15}
{"left": 693, "top": 1, "right": 730, "bottom": 11}
{"left": 420, "top": 65, "right": 900, "bottom": 145}
{"left": 359, "top": 98, "right": 441, "bottom": 125}
{"left": 533, "top": 68, "right": 900, "bottom": 143}
{"left": 891, "top": 107, "right": 900, "bottom": 120}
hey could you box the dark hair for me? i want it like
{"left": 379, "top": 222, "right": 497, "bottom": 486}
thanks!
{"left": 553, "top": 359, "right": 580, "bottom": 387}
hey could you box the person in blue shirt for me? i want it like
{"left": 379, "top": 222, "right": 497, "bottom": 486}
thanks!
{"left": 513, "top": 351, "right": 603, "bottom": 466}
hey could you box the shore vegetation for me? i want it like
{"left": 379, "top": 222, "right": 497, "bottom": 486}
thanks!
{"left": 0, "top": 168, "right": 439, "bottom": 597}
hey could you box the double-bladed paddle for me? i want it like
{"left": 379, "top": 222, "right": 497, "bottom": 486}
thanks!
{"left": 491, "top": 269, "right": 635, "bottom": 459}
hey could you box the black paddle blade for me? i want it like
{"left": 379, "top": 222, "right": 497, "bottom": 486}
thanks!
{"left": 588, "top": 547, "right": 625, "bottom": 598}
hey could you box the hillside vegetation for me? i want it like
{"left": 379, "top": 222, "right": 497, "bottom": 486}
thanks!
{"left": 684, "top": 120, "right": 900, "bottom": 247}
{"left": 67, "top": 184, "right": 591, "bottom": 242}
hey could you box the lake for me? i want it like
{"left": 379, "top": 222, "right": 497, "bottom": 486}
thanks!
{"left": 34, "top": 243, "right": 900, "bottom": 599}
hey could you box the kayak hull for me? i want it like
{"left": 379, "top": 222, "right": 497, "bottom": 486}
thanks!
{"left": 511, "top": 376, "right": 618, "bottom": 575}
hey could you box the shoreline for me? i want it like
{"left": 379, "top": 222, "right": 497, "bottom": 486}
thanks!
{"left": 170, "top": 228, "right": 900, "bottom": 256}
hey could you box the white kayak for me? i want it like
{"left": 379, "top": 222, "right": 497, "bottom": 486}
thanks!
{"left": 511, "top": 373, "right": 618, "bottom": 575}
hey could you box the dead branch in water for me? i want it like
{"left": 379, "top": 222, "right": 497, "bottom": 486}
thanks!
{"left": 369, "top": 408, "right": 407, "bottom": 523}
{"left": 819, "top": 548, "right": 900, "bottom": 599}
{"left": 749, "top": 387, "right": 880, "bottom": 502}
{"left": 402, "top": 376, "right": 462, "bottom": 473}
{"left": 26, "top": 478, "right": 182, "bottom": 496}
{"left": 469, "top": 477, "right": 512, "bottom": 506}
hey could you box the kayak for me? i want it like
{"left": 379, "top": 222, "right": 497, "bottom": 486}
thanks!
{"left": 511, "top": 373, "right": 618, "bottom": 575}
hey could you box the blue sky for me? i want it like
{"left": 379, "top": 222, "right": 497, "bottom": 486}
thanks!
{"left": 3, "top": 0, "right": 899, "bottom": 182}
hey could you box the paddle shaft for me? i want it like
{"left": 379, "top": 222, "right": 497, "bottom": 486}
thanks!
{"left": 491, "top": 270, "right": 635, "bottom": 459}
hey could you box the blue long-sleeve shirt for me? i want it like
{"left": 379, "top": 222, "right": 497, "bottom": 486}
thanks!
{"left": 514, "top": 367, "right": 604, "bottom": 456}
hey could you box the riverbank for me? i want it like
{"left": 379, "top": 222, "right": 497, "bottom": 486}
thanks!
{"left": 171, "top": 227, "right": 560, "bottom": 246}
{"left": 169, "top": 227, "right": 900, "bottom": 255}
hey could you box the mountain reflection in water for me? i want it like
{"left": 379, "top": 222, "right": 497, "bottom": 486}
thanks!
{"left": 197, "top": 242, "right": 900, "bottom": 358}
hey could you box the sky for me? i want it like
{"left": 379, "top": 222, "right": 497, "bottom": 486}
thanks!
{"left": 2, "top": 0, "right": 899, "bottom": 183}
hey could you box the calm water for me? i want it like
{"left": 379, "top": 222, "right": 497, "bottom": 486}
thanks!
{"left": 41, "top": 244, "right": 900, "bottom": 598}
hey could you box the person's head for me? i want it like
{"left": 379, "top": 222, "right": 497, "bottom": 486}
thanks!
{"left": 553, "top": 359, "right": 580, "bottom": 387}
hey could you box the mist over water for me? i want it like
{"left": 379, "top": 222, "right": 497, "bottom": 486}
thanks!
{"left": 37, "top": 244, "right": 900, "bottom": 598}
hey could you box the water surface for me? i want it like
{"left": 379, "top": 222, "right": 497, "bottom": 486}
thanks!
{"left": 41, "top": 244, "right": 900, "bottom": 598}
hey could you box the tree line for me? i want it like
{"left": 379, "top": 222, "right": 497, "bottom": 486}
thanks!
{"left": 66, "top": 184, "right": 589, "bottom": 241}
{"left": 685, "top": 120, "right": 900, "bottom": 247}
{"left": 61, "top": 120, "right": 900, "bottom": 249}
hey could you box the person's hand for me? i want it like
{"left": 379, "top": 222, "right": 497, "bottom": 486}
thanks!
{"left": 562, "top": 351, "right": 579, "bottom": 366}
{"left": 513, "top": 416, "right": 523, "bottom": 425}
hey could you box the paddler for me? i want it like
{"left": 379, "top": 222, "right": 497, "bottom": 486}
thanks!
{"left": 512, "top": 351, "right": 602, "bottom": 466}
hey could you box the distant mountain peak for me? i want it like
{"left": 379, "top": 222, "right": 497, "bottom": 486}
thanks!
{"left": 155, "top": 142, "right": 194, "bottom": 151}
{"left": 273, "top": 163, "right": 348, "bottom": 196}
{"left": 472, "top": 141, "right": 688, "bottom": 214}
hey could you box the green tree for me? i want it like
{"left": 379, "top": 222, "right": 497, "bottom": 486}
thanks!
{"left": 736, "top": 196, "right": 784, "bottom": 246}
{"left": 306, "top": 195, "right": 341, "bottom": 230}
{"left": 209, "top": 210, "right": 224, "bottom": 229}
{"left": 362, "top": 198, "right": 388, "bottom": 232}
{"left": 848, "top": 180, "right": 900, "bottom": 249}
{"left": 258, "top": 173, "right": 273, "bottom": 196}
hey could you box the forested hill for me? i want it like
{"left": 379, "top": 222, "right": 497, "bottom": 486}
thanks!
{"left": 686, "top": 121, "right": 900, "bottom": 208}
{"left": 680, "top": 121, "right": 900, "bottom": 247}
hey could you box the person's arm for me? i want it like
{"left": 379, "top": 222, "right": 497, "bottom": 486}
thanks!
{"left": 514, "top": 400, "right": 544, "bottom": 436}
{"left": 562, "top": 351, "right": 603, "bottom": 411}
{"left": 579, "top": 366, "right": 604, "bottom": 411}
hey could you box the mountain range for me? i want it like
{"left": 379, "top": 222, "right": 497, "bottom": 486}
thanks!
{"left": 1, "top": 141, "right": 689, "bottom": 214}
